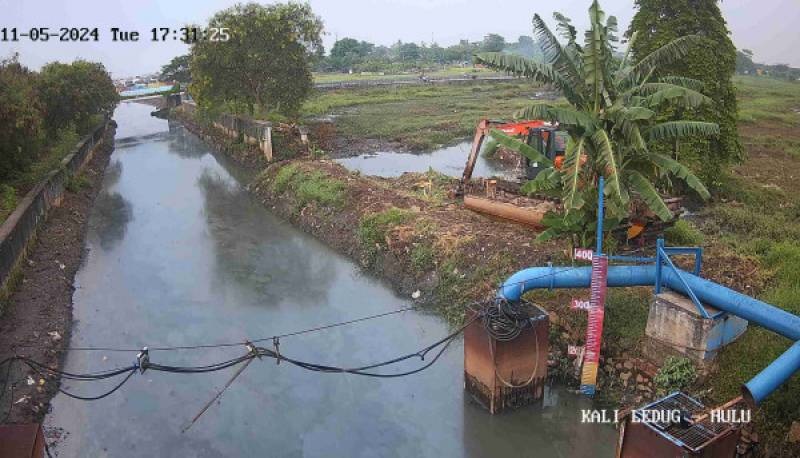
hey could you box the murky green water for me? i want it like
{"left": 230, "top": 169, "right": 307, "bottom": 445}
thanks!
{"left": 46, "top": 101, "right": 615, "bottom": 457}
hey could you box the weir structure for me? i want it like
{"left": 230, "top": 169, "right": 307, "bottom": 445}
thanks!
{"left": 497, "top": 177, "right": 800, "bottom": 407}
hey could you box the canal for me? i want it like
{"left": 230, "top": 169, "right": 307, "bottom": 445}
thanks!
{"left": 46, "top": 102, "right": 616, "bottom": 457}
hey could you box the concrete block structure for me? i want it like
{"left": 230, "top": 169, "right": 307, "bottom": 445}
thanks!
{"left": 644, "top": 292, "right": 748, "bottom": 368}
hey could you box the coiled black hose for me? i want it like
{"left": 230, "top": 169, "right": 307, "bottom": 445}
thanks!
{"left": 482, "top": 298, "right": 533, "bottom": 342}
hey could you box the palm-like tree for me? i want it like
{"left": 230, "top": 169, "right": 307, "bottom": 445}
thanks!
{"left": 476, "top": 0, "right": 717, "bottom": 244}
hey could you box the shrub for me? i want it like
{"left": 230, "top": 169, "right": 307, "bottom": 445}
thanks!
{"left": 0, "top": 184, "right": 18, "bottom": 221}
{"left": 654, "top": 356, "right": 696, "bottom": 395}
{"left": 37, "top": 60, "right": 118, "bottom": 133}
{"left": 293, "top": 171, "right": 345, "bottom": 207}
{"left": 0, "top": 55, "right": 43, "bottom": 181}
{"left": 270, "top": 164, "right": 344, "bottom": 208}
{"left": 664, "top": 220, "right": 704, "bottom": 246}
{"left": 65, "top": 173, "right": 90, "bottom": 193}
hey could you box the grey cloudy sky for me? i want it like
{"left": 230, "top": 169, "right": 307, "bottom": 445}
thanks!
{"left": 2, "top": 0, "right": 798, "bottom": 77}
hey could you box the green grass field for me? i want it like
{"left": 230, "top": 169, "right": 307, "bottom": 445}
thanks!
{"left": 313, "top": 66, "right": 504, "bottom": 84}
{"left": 698, "top": 76, "right": 800, "bottom": 451}
{"left": 303, "top": 81, "right": 556, "bottom": 150}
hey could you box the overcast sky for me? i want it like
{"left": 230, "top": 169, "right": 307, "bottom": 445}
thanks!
{"left": 2, "top": 0, "right": 798, "bottom": 78}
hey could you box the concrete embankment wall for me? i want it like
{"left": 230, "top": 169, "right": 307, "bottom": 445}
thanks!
{"left": 0, "top": 119, "right": 111, "bottom": 305}
{"left": 175, "top": 103, "right": 310, "bottom": 163}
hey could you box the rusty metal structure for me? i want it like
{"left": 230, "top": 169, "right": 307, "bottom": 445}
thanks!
{"left": 0, "top": 423, "right": 45, "bottom": 458}
{"left": 616, "top": 392, "right": 741, "bottom": 457}
{"left": 463, "top": 301, "right": 549, "bottom": 414}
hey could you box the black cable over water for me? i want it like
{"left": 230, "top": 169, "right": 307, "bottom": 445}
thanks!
{"left": 0, "top": 311, "right": 480, "bottom": 423}
{"left": 262, "top": 314, "right": 479, "bottom": 378}
{"left": 8, "top": 264, "right": 588, "bottom": 355}
{"left": 10, "top": 306, "right": 419, "bottom": 353}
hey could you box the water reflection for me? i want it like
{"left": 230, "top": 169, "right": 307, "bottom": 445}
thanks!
{"left": 335, "top": 141, "right": 516, "bottom": 178}
{"left": 461, "top": 386, "right": 614, "bottom": 457}
{"left": 167, "top": 122, "right": 209, "bottom": 159}
{"left": 103, "top": 159, "right": 123, "bottom": 187}
{"left": 90, "top": 191, "right": 133, "bottom": 250}
{"left": 197, "top": 170, "right": 335, "bottom": 304}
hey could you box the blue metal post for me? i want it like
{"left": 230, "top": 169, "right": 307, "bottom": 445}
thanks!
{"left": 596, "top": 176, "right": 605, "bottom": 256}
{"left": 655, "top": 238, "right": 663, "bottom": 294}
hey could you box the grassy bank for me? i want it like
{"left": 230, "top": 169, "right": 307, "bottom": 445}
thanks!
{"left": 303, "top": 81, "right": 555, "bottom": 150}
{"left": 689, "top": 76, "right": 800, "bottom": 452}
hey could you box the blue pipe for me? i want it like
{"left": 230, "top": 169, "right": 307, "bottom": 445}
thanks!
{"left": 498, "top": 265, "right": 800, "bottom": 404}
{"left": 743, "top": 340, "right": 800, "bottom": 405}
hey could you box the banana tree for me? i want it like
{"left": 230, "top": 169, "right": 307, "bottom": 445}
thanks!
{"left": 475, "top": 0, "right": 718, "bottom": 246}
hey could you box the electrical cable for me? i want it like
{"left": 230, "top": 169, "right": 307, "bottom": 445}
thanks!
{"left": 0, "top": 311, "right": 479, "bottom": 417}
{"left": 53, "top": 369, "right": 137, "bottom": 401}
{"left": 262, "top": 314, "right": 479, "bottom": 377}
{"left": 9, "top": 265, "right": 587, "bottom": 354}
{"left": 20, "top": 359, "right": 138, "bottom": 402}
{"left": 10, "top": 306, "right": 419, "bottom": 353}
{"left": 18, "top": 357, "right": 136, "bottom": 381}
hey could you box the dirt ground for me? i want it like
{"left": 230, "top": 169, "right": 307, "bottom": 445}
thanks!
{"left": 0, "top": 123, "right": 116, "bottom": 424}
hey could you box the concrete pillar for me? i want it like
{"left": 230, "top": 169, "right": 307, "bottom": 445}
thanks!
{"left": 643, "top": 292, "right": 748, "bottom": 368}
{"left": 298, "top": 126, "right": 310, "bottom": 146}
{"left": 258, "top": 122, "right": 273, "bottom": 162}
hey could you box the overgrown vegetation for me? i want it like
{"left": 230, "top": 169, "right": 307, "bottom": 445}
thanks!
{"left": 476, "top": 0, "right": 715, "bottom": 247}
{"left": 270, "top": 163, "right": 345, "bottom": 209}
{"left": 602, "top": 289, "right": 651, "bottom": 351}
{"left": 303, "top": 82, "right": 546, "bottom": 150}
{"left": 664, "top": 219, "right": 704, "bottom": 246}
{"left": 0, "top": 53, "right": 116, "bottom": 222}
{"left": 64, "top": 172, "right": 91, "bottom": 193}
{"left": 357, "top": 208, "right": 410, "bottom": 263}
{"left": 628, "top": 0, "right": 742, "bottom": 183}
{"left": 0, "top": 184, "right": 17, "bottom": 222}
{"left": 653, "top": 356, "right": 697, "bottom": 395}
{"left": 694, "top": 75, "right": 800, "bottom": 451}
{"left": 433, "top": 251, "right": 517, "bottom": 324}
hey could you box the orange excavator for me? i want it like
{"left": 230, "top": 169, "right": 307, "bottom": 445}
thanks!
{"left": 459, "top": 119, "right": 566, "bottom": 187}
{"left": 454, "top": 119, "right": 566, "bottom": 228}
{"left": 455, "top": 119, "right": 680, "bottom": 242}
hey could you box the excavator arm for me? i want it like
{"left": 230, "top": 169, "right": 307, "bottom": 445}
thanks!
{"left": 461, "top": 119, "right": 492, "bottom": 182}
{"left": 460, "top": 118, "right": 552, "bottom": 185}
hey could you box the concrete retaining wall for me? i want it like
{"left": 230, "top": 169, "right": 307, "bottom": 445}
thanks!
{"left": 0, "top": 118, "right": 111, "bottom": 303}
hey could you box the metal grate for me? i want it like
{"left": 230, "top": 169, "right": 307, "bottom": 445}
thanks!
{"left": 637, "top": 392, "right": 737, "bottom": 452}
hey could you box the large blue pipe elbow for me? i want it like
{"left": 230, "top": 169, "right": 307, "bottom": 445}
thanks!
{"left": 498, "top": 265, "right": 655, "bottom": 302}
{"left": 498, "top": 264, "right": 800, "bottom": 404}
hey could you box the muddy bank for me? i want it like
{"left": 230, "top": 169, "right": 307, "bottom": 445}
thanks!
{"left": 0, "top": 123, "right": 116, "bottom": 424}
{"left": 250, "top": 159, "right": 562, "bottom": 322}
